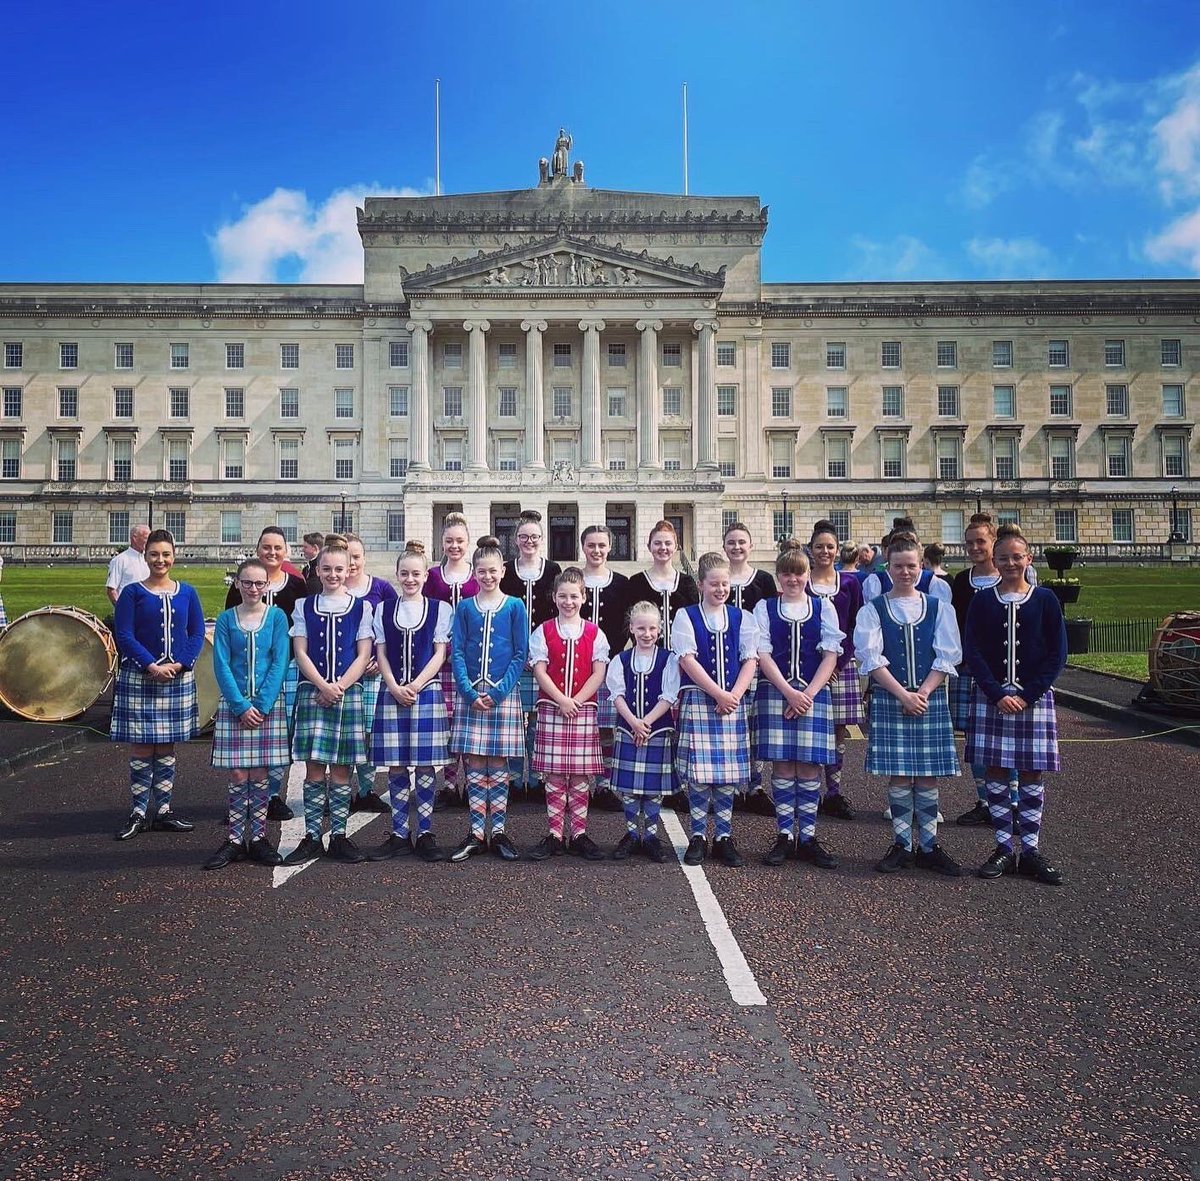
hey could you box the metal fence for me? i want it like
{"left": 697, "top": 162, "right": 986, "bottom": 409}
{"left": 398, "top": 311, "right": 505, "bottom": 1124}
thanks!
{"left": 1085, "top": 617, "right": 1162, "bottom": 653}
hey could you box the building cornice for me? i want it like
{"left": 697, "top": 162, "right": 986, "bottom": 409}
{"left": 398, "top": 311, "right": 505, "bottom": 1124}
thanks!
{"left": 724, "top": 292, "right": 1200, "bottom": 319}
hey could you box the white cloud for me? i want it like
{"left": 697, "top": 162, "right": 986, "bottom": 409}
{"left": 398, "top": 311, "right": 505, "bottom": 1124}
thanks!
{"left": 965, "top": 236, "right": 1054, "bottom": 278}
{"left": 1146, "top": 208, "right": 1200, "bottom": 270}
{"left": 959, "top": 156, "right": 1010, "bottom": 210}
{"left": 1153, "top": 64, "right": 1200, "bottom": 202}
{"left": 844, "top": 234, "right": 946, "bottom": 281}
{"left": 210, "top": 183, "right": 429, "bottom": 283}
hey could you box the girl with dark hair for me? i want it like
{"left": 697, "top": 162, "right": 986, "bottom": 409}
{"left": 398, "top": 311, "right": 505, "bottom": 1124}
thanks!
{"left": 625, "top": 520, "right": 700, "bottom": 649}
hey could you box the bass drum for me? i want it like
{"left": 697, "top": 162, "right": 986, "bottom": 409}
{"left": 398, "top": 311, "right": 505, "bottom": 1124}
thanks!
{"left": 192, "top": 620, "right": 220, "bottom": 733}
{"left": 1148, "top": 611, "right": 1200, "bottom": 709}
{"left": 0, "top": 606, "right": 119, "bottom": 722}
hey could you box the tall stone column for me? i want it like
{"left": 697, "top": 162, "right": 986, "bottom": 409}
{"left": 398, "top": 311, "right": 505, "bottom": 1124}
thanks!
{"left": 464, "top": 319, "right": 490, "bottom": 471}
{"left": 521, "top": 319, "right": 547, "bottom": 469}
{"left": 636, "top": 319, "right": 663, "bottom": 469}
{"left": 579, "top": 319, "right": 606, "bottom": 470}
{"left": 405, "top": 319, "right": 433, "bottom": 471}
{"left": 694, "top": 319, "right": 719, "bottom": 470}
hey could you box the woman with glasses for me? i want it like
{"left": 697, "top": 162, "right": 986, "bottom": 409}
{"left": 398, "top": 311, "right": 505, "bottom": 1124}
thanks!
{"left": 224, "top": 526, "right": 309, "bottom": 821}
{"left": 499, "top": 510, "right": 561, "bottom": 794}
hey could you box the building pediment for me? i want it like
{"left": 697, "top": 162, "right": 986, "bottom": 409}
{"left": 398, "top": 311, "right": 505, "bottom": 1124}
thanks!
{"left": 397, "top": 235, "right": 726, "bottom": 296}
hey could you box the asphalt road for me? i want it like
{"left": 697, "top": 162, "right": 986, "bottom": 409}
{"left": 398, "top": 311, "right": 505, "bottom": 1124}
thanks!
{"left": 0, "top": 708, "right": 1196, "bottom": 1181}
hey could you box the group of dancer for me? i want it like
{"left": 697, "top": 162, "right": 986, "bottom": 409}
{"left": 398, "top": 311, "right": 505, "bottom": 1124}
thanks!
{"left": 109, "top": 508, "right": 1067, "bottom": 884}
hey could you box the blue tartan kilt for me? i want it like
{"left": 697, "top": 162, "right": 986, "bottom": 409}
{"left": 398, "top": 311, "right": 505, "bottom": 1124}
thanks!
{"left": 865, "top": 683, "right": 960, "bottom": 778}
{"left": 753, "top": 680, "right": 837, "bottom": 765}
{"left": 964, "top": 687, "right": 1061, "bottom": 772}
{"left": 371, "top": 683, "right": 451, "bottom": 768}
{"left": 211, "top": 697, "right": 292, "bottom": 769}
{"left": 827, "top": 660, "right": 865, "bottom": 726}
{"left": 594, "top": 680, "right": 616, "bottom": 730}
{"left": 358, "top": 675, "right": 382, "bottom": 766}
{"left": 949, "top": 666, "right": 973, "bottom": 732}
{"left": 282, "top": 659, "right": 300, "bottom": 732}
{"left": 0, "top": 593, "right": 7, "bottom": 628}
{"left": 675, "top": 686, "right": 752, "bottom": 787}
{"left": 517, "top": 667, "right": 538, "bottom": 714}
{"left": 611, "top": 728, "right": 677, "bottom": 797}
{"left": 450, "top": 686, "right": 526, "bottom": 758}
{"left": 110, "top": 662, "right": 197, "bottom": 744}
{"left": 291, "top": 682, "right": 367, "bottom": 766}
{"left": 532, "top": 701, "right": 603, "bottom": 776}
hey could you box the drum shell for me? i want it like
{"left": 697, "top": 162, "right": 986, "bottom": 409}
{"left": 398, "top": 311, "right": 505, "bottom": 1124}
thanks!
{"left": 0, "top": 606, "right": 118, "bottom": 722}
{"left": 1148, "top": 611, "right": 1200, "bottom": 706}
{"left": 192, "top": 620, "right": 220, "bottom": 733}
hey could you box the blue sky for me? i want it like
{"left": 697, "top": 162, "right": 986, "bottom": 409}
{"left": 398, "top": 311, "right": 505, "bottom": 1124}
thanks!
{"left": 4, "top": 0, "right": 1200, "bottom": 285}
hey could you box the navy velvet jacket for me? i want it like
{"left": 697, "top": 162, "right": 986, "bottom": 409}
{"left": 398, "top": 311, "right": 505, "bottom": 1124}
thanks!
{"left": 963, "top": 586, "right": 1067, "bottom": 706}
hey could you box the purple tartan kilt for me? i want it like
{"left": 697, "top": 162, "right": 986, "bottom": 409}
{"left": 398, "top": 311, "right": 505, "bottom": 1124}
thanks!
{"left": 110, "top": 662, "right": 197, "bottom": 744}
{"left": 211, "top": 697, "right": 292, "bottom": 769}
{"left": 371, "top": 683, "right": 451, "bottom": 768}
{"left": 611, "top": 728, "right": 677, "bottom": 797}
{"left": 675, "top": 686, "right": 752, "bottom": 786}
{"left": 595, "top": 680, "right": 616, "bottom": 730}
{"left": 950, "top": 667, "right": 973, "bottom": 732}
{"left": 291, "top": 682, "right": 367, "bottom": 766}
{"left": 964, "top": 687, "right": 1061, "bottom": 772}
{"left": 531, "top": 701, "right": 603, "bottom": 776}
{"left": 753, "top": 681, "right": 837, "bottom": 765}
{"left": 865, "top": 684, "right": 959, "bottom": 778}
{"left": 450, "top": 686, "right": 526, "bottom": 758}
{"left": 827, "top": 660, "right": 865, "bottom": 726}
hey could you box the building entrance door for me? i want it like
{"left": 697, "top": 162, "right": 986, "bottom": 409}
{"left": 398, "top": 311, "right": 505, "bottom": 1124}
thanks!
{"left": 605, "top": 505, "right": 634, "bottom": 561}
{"left": 492, "top": 504, "right": 522, "bottom": 562}
{"left": 548, "top": 506, "right": 578, "bottom": 562}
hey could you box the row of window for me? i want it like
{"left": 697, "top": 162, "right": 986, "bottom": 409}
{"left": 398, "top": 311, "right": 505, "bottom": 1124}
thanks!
{"left": 2, "top": 341, "right": 357, "bottom": 371}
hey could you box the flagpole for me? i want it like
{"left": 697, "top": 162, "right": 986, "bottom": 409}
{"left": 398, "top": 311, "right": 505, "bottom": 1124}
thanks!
{"left": 435, "top": 78, "right": 442, "bottom": 196}
{"left": 682, "top": 82, "right": 689, "bottom": 195}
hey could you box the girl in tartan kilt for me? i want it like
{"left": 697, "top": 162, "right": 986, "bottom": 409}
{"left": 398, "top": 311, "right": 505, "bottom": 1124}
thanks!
{"left": 344, "top": 533, "right": 399, "bottom": 815}
{"left": 951, "top": 512, "right": 1033, "bottom": 827}
{"left": 424, "top": 512, "right": 480, "bottom": 807}
{"left": 808, "top": 519, "right": 865, "bottom": 820}
{"left": 366, "top": 541, "right": 452, "bottom": 864}
{"left": 965, "top": 524, "right": 1067, "bottom": 886}
{"left": 205, "top": 558, "right": 291, "bottom": 870}
{"left": 448, "top": 537, "right": 530, "bottom": 864}
{"left": 671, "top": 552, "right": 761, "bottom": 868}
{"left": 223, "top": 526, "right": 309, "bottom": 824}
{"left": 283, "top": 540, "right": 375, "bottom": 866}
{"left": 579, "top": 524, "right": 631, "bottom": 812}
{"left": 754, "top": 541, "right": 844, "bottom": 870}
{"left": 500, "top": 509, "right": 561, "bottom": 795}
{"left": 607, "top": 602, "right": 680, "bottom": 864}
{"left": 526, "top": 568, "right": 611, "bottom": 862}
{"left": 853, "top": 532, "right": 964, "bottom": 878}
{"left": 112, "top": 529, "right": 206, "bottom": 842}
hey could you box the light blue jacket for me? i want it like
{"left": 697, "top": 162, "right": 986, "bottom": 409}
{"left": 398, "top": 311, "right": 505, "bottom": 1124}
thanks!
{"left": 212, "top": 605, "right": 291, "bottom": 717}
{"left": 451, "top": 595, "right": 529, "bottom": 705}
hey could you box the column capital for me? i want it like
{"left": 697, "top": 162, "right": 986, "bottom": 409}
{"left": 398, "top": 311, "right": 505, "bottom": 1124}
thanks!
{"left": 521, "top": 319, "right": 548, "bottom": 333}
{"left": 463, "top": 319, "right": 491, "bottom": 333}
{"left": 578, "top": 319, "right": 607, "bottom": 333}
{"left": 636, "top": 319, "right": 663, "bottom": 334}
{"left": 405, "top": 319, "right": 434, "bottom": 334}
{"left": 692, "top": 319, "right": 720, "bottom": 335}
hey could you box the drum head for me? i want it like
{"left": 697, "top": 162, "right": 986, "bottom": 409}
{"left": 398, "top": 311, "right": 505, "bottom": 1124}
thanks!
{"left": 0, "top": 608, "right": 117, "bottom": 722}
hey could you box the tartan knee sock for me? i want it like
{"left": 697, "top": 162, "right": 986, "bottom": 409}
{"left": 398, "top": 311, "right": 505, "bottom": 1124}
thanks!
{"left": 824, "top": 743, "right": 845, "bottom": 796}
{"left": 545, "top": 776, "right": 568, "bottom": 840}
{"left": 621, "top": 792, "right": 641, "bottom": 834}
{"left": 567, "top": 778, "right": 590, "bottom": 839}
{"left": 414, "top": 770, "right": 436, "bottom": 836}
{"left": 466, "top": 768, "right": 487, "bottom": 839}
{"left": 267, "top": 765, "right": 286, "bottom": 800}
{"left": 887, "top": 783, "right": 915, "bottom": 850}
{"left": 507, "top": 755, "right": 524, "bottom": 787}
{"left": 771, "top": 775, "right": 796, "bottom": 837}
{"left": 643, "top": 797, "right": 662, "bottom": 836}
{"left": 486, "top": 771, "right": 509, "bottom": 835}
{"left": 913, "top": 784, "right": 939, "bottom": 853}
{"left": 688, "top": 784, "right": 712, "bottom": 839}
{"left": 388, "top": 771, "right": 413, "bottom": 838}
{"left": 302, "top": 779, "right": 326, "bottom": 839}
{"left": 227, "top": 780, "right": 250, "bottom": 844}
{"left": 149, "top": 755, "right": 176, "bottom": 816}
{"left": 596, "top": 732, "right": 614, "bottom": 793}
{"left": 795, "top": 778, "right": 821, "bottom": 842}
{"left": 128, "top": 757, "right": 152, "bottom": 816}
{"left": 972, "top": 763, "right": 988, "bottom": 805}
{"left": 248, "top": 780, "right": 270, "bottom": 841}
{"left": 986, "top": 779, "right": 1015, "bottom": 850}
{"left": 328, "top": 780, "right": 352, "bottom": 836}
{"left": 713, "top": 786, "right": 736, "bottom": 841}
{"left": 355, "top": 763, "right": 377, "bottom": 797}
{"left": 1017, "top": 779, "right": 1045, "bottom": 850}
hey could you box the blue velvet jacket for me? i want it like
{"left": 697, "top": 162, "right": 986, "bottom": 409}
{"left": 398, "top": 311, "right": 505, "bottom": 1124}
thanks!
{"left": 114, "top": 582, "right": 206, "bottom": 671}
{"left": 964, "top": 586, "right": 1066, "bottom": 706}
{"left": 212, "top": 606, "right": 291, "bottom": 716}
{"left": 451, "top": 595, "right": 529, "bottom": 705}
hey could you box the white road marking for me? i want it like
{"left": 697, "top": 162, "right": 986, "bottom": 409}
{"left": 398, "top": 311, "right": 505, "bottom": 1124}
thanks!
{"left": 659, "top": 808, "right": 768, "bottom": 1008}
{"left": 272, "top": 764, "right": 384, "bottom": 888}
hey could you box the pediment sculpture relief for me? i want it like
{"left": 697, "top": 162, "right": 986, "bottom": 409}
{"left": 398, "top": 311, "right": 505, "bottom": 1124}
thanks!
{"left": 480, "top": 253, "right": 641, "bottom": 288}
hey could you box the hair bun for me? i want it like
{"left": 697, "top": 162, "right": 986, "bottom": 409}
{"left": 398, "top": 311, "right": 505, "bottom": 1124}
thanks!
{"left": 478, "top": 535, "right": 502, "bottom": 549}
{"left": 404, "top": 540, "right": 427, "bottom": 557}
{"left": 892, "top": 515, "right": 915, "bottom": 530}
{"left": 777, "top": 536, "right": 805, "bottom": 555}
{"left": 969, "top": 511, "right": 994, "bottom": 526}
{"left": 518, "top": 509, "right": 542, "bottom": 525}
{"left": 324, "top": 532, "right": 348, "bottom": 547}
{"left": 996, "top": 522, "right": 1025, "bottom": 541}
{"left": 890, "top": 529, "right": 918, "bottom": 545}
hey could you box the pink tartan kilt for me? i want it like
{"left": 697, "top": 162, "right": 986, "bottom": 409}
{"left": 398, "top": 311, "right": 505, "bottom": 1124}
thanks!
{"left": 439, "top": 665, "right": 456, "bottom": 717}
{"left": 531, "top": 700, "right": 603, "bottom": 777}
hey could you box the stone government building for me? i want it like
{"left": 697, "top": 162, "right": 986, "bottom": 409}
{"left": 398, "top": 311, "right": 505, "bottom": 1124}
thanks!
{"left": 1, "top": 133, "right": 1196, "bottom": 563}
